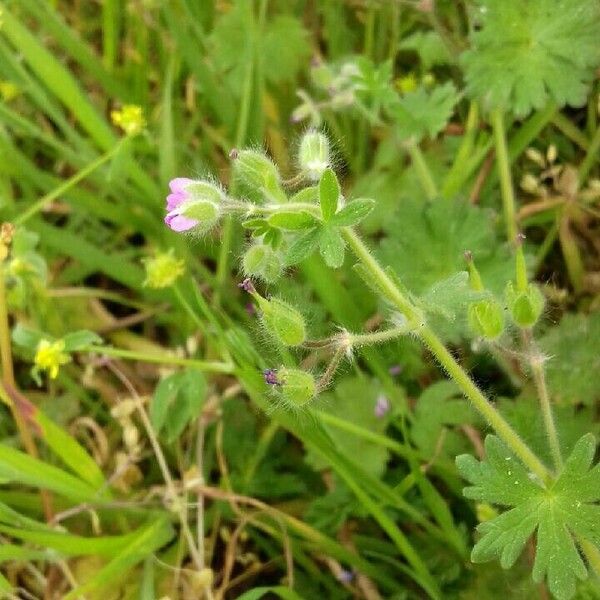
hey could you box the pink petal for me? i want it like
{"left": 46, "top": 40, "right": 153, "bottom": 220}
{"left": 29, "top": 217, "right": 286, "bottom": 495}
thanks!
{"left": 164, "top": 211, "right": 198, "bottom": 232}
{"left": 169, "top": 177, "right": 194, "bottom": 193}
{"left": 166, "top": 191, "right": 187, "bottom": 210}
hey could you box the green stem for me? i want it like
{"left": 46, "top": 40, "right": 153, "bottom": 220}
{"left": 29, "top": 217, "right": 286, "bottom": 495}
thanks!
{"left": 342, "top": 228, "right": 550, "bottom": 482}
{"left": 407, "top": 141, "right": 438, "bottom": 201}
{"left": 550, "top": 113, "right": 589, "bottom": 151}
{"left": 83, "top": 345, "right": 234, "bottom": 374}
{"left": 491, "top": 108, "right": 518, "bottom": 242}
{"left": 15, "top": 141, "right": 124, "bottom": 225}
{"left": 578, "top": 121, "right": 600, "bottom": 184}
{"left": 521, "top": 331, "right": 562, "bottom": 471}
{"left": 442, "top": 101, "right": 479, "bottom": 199}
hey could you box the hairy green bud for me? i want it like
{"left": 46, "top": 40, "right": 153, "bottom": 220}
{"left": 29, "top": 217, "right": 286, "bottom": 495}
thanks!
{"left": 468, "top": 298, "right": 504, "bottom": 340}
{"left": 505, "top": 281, "right": 544, "bottom": 328}
{"left": 231, "top": 149, "right": 285, "bottom": 203}
{"left": 298, "top": 130, "right": 331, "bottom": 181}
{"left": 258, "top": 297, "right": 306, "bottom": 347}
{"left": 242, "top": 244, "right": 282, "bottom": 283}
{"left": 278, "top": 367, "right": 316, "bottom": 407}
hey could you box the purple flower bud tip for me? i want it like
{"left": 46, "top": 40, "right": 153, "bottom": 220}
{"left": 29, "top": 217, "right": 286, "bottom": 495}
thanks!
{"left": 238, "top": 278, "right": 255, "bottom": 294}
{"left": 229, "top": 148, "right": 239, "bottom": 160}
{"left": 374, "top": 394, "right": 390, "bottom": 418}
{"left": 263, "top": 368, "right": 280, "bottom": 386}
{"left": 165, "top": 178, "right": 199, "bottom": 232}
{"left": 337, "top": 569, "right": 354, "bottom": 584}
{"left": 245, "top": 302, "right": 256, "bottom": 317}
{"left": 388, "top": 364, "right": 403, "bottom": 376}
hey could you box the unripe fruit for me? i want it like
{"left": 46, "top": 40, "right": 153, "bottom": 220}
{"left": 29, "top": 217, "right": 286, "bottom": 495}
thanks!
{"left": 242, "top": 244, "right": 282, "bottom": 283}
{"left": 468, "top": 298, "right": 504, "bottom": 340}
{"left": 259, "top": 297, "right": 307, "bottom": 347}
{"left": 505, "top": 281, "right": 544, "bottom": 328}
{"left": 278, "top": 367, "right": 316, "bottom": 407}
{"left": 298, "top": 130, "right": 331, "bottom": 181}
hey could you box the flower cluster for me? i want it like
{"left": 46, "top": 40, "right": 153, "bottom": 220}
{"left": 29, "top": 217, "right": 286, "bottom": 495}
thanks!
{"left": 110, "top": 104, "right": 146, "bottom": 136}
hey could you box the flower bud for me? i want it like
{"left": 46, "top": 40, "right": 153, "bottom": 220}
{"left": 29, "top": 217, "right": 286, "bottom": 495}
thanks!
{"left": 258, "top": 297, "right": 306, "bottom": 347}
{"left": 278, "top": 367, "right": 316, "bottom": 407}
{"left": 231, "top": 149, "right": 285, "bottom": 203}
{"left": 505, "top": 281, "right": 544, "bottom": 328}
{"left": 298, "top": 130, "right": 331, "bottom": 181}
{"left": 468, "top": 298, "right": 504, "bottom": 340}
{"left": 242, "top": 244, "right": 282, "bottom": 283}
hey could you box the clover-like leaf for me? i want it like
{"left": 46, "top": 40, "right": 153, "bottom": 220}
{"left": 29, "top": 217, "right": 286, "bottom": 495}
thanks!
{"left": 457, "top": 434, "right": 600, "bottom": 600}
{"left": 330, "top": 198, "right": 375, "bottom": 227}
{"left": 267, "top": 211, "right": 316, "bottom": 231}
{"left": 319, "top": 168, "right": 340, "bottom": 221}
{"left": 284, "top": 227, "right": 320, "bottom": 266}
{"left": 461, "top": 0, "right": 600, "bottom": 117}
{"left": 319, "top": 226, "right": 345, "bottom": 268}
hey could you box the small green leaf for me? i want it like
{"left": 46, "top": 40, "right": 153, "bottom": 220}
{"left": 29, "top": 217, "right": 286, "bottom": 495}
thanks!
{"left": 319, "top": 226, "right": 345, "bottom": 268}
{"left": 284, "top": 227, "right": 320, "bottom": 266}
{"left": 267, "top": 211, "right": 316, "bottom": 230}
{"left": 62, "top": 330, "right": 102, "bottom": 351}
{"left": 150, "top": 370, "right": 207, "bottom": 443}
{"left": 12, "top": 324, "right": 45, "bottom": 352}
{"left": 330, "top": 198, "right": 375, "bottom": 227}
{"left": 318, "top": 168, "right": 340, "bottom": 221}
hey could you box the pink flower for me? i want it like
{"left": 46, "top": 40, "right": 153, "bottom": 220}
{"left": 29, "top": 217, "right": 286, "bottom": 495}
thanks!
{"left": 164, "top": 178, "right": 198, "bottom": 232}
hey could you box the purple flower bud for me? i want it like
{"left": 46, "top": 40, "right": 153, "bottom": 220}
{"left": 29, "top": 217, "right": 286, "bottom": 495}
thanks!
{"left": 374, "top": 394, "right": 390, "bottom": 418}
{"left": 388, "top": 364, "right": 403, "bottom": 376}
{"left": 165, "top": 178, "right": 198, "bottom": 232}
{"left": 238, "top": 278, "right": 256, "bottom": 294}
{"left": 263, "top": 368, "right": 280, "bottom": 386}
{"left": 245, "top": 302, "right": 256, "bottom": 317}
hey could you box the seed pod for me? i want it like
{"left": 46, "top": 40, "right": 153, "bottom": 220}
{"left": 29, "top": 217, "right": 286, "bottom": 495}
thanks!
{"left": 278, "top": 367, "right": 316, "bottom": 407}
{"left": 468, "top": 298, "right": 504, "bottom": 340}
{"left": 259, "top": 297, "right": 306, "bottom": 347}
{"left": 231, "top": 149, "right": 285, "bottom": 203}
{"left": 242, "top": 244, "right": 282, "bottom": 283}
{"left": 299, "top": 130, "right": 331, "bottom": 181}
{"left": 505, "top": 281, "right": 544, "bottom": 328}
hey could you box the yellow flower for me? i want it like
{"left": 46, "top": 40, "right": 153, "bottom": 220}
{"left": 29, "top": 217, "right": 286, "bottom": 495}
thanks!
{"left": 397, "top": 73, "right": 418, "bottom": 94}
{"left": 143, "top": 250, "right": 185, "bottom": 289}
{"left": 34, "top": 339, "right": 70, "bottom": 379}
{"left": 0, "top": 81, "right": 20, "bottom": 102}
{"left": 110, "top": 104, "right": 146, "bottom": 136}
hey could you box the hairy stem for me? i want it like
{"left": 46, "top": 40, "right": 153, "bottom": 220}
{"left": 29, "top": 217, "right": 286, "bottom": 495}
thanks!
{"left": 407, "top": 141, "right": 438, "bottom": 201}
{"left": 342, "top": 228, "right": 550, "bottom": 482}
{"left": 491, "top": 109, "right": 518, "bottom": 241}
{"left": 521, "top": 330, "right": 562, "bottom": 471}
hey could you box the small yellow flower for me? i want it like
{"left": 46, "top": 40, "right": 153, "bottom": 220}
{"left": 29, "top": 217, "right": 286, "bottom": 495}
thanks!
{"left": 143, "top": 250, "right": 185, "bottom": 289}
{"left": 0, "top": 81, "right": 20, "bottom": 102}
{"left": 397, "top": 73, "right": 418, "bottom": 94}
{"left": 110, "top": 104, "right": 146, "bottom": 136}
{"left": 34, "top": 339, "right": 70, "bottom": 380}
